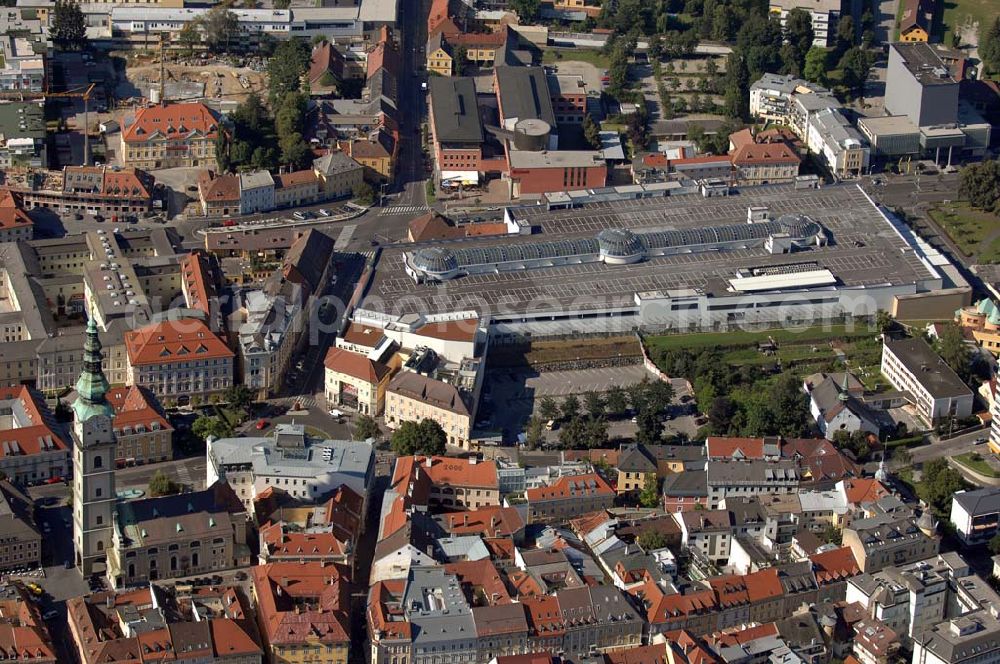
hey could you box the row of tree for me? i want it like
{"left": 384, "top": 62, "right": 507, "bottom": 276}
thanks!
{"left": 959, "top": 159, "right": 1000, "bottom": 214}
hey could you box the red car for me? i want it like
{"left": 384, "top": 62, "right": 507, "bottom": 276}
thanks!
{"left": 222, "top": 220, "right": 236, "bottom": 227}
{"left": 255, "top": 419, "right": 268, "bottom": 430}
{"left": 45, "top": 476, "right": 63, "bottom": 485}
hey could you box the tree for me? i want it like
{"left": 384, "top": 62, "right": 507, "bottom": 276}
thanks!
{"left": 510, "top": 0, "right": 539, "bottom": 22}
{"left": 148, "top": 470, "right": 181, "bottom": 497}
{"left": 561, "top": 395, "right": 581, "bottom": 421}
{"left": 875, "top": 309, "right": 894, "bottom": 333}
{"left": 274, "top": 0, "right": 291, "bottom": 7}
{"left": 838, "top": 47, "right": 871, "bottom": 97}
{"left": 920, "top": 458, "right": 969, "bottom": 513}
{"left": 539, "top": 396, "right": 559, "bottom": 421}
{"left": 192, "top": 415, "right": 232, "bottom": 441}
{"left": 820, "top": 523, "right": 842, "bottom": 545}
{"left": 353, "top": 181, "right": 375, "bottom": 206}
{"left": 637, "top": 529, "right": 669, "bottom": 551}
{"left": 583, "top": 417, "right": 609, "bottom": 449}
{"left": 453, "top": 46, "right": 469, "bottom": 75}
{"left": 54, "top": 400, "right": 72, "bottom": 423}
{"left": 51, "top": 0, "right": 86, "bottom": 49}
{"left": 178, "top": 22, "right": 201, "bottom": 54}
{"left": 767, "top": 372, "right": 810, "bottom": 437}
{"left": 803, "top": 47, "right": 828, "bottom": 85}
{"left": 558, "top": 417, "right": 587, "bottom": 449}
{"left": 275, "top": 92, "right": 307, "bottom": 140}
{"left": 982, "top": 17, "right": 1000, "bottom": 74}
{"left": 959, "top": 159, "right": 1000, "bottom": 212}
{"left": 201, "top": 6, "right": 239, "bottom": 52}
{"left": 391, "top": 418, "right": 447, "bottom": 455}
{"left": 267, "top": 39, "right": 311, "bottom": 104}
{"left": 525, "top": 416, "right": 545, "bottom": 450}
{"left": 583, "top": 113, "right": 602, "bottom": 150}
{"left": 785, "top": 8, "right": 814, "bottom": 73}
{"left": 937, "top": 322, "right": 971, "bottom": 382}
{"left": 708, "top": 396, "right": 735, "bottom": 433}
{"left": 639, "top": 474, "right": 660, "bottom": 507}
{"left": 605, "top": 385, "right": 627, "bottom": 418}
{"left": 583, "top": 391, "right": 605, "bottom": 420}
{"left": 990, "top": 532, "right": 1000, "bottom": 555}
{"left": 835, "top": 14, "right": 855, "bottom": 53}
{"left": 279, "top": 132, "right": 313, "bottom": 170}
{"left": 223, "top": 385, "right": 254, "bottom": 413}
{"left": 354, "top": 414, "right": 381, "bottom": 441}
{"left": 723, "top": 53, "right": 750, "bottom": 120}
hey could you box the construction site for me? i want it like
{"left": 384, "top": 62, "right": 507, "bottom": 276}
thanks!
{"left": 117, "top": 56, "right": 268, "bottom": 105}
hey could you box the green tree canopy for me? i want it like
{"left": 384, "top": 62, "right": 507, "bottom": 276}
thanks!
{"left": 51, "top": 0, "right": 86, "bottom": 49}
{"left": 959, "top": 159, "right": 1000, "bottom": 212}
{"left": 803, "top": 47, "right": 828, "bottom": 85}
{"left": 202, "top": 6, "right": 239, "bottom": 52}
{"left": 149, "top": 470, "right": 181, "bottom": 497}
{"left": 224, "top": 385, "right": 254, "bottom": 413}
{"left": 583, "top": 113, "right": 602, "bottom": 150}
{"left": 192, "top": 415, "right": 232, "bottom": 441}
{"left": 353, "top": 181, "right": 375, "bottom": 206}
{"left": 354, "top": 414, "right": 381, "bottom": 441}
{"left": 936, "top": 323, "right": 972, "bottom": 383}
{"left": 391, "top": 418, "right": 447, "bottom": 456}
{"left": 605, "top": 385, "right": 628, "bottom": 417}
{"left": 510, "top": 0, "right": 540, "bottom": 22}
{"left": 639, "top": 474, "right": 660, "bottom": 507}
{"left": 584, "top": 391, "right": 605, "bottom": 420}
{"left": 268, "top": 39, "right": 311, "bottom": 104}
{"left": 919, "top": 458, "right": 969, "bottom": 513}
{"left": 525, "top": 416, "right": 545, "bottom": 450}
{"left": 539, "top": 396, "right": 559, "bottom": 421}
{"left": 561, "top": 395, "right": 581, "bottom": 421}
{"left": 983, "top": 17, "right": 1000, "bottom": 74}
{"left": 637, "top": 529, "right": 669, "bottom": 551}
{"left": 838, "top": 47, "right": 872, "bottom": 97}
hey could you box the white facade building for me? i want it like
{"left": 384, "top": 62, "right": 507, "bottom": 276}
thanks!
{"left": 880, "top": 336, "right": 974, "bottom": 425}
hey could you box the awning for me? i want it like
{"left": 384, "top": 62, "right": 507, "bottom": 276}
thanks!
{"left": 441, "top": 170, "right": 480, "bottom": 186}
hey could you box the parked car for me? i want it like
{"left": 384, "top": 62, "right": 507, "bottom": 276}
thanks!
{"left": 255, "top": 419, "right": 268, "bottom": 430}
{"left": 317, "top": 208, "right": 330, "bottom": 217}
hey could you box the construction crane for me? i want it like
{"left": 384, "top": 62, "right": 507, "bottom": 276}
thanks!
{"left": 44, "top": 83, "right": 97, "bottom": 166}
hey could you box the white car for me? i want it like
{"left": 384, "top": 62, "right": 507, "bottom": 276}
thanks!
{"left": 329, "top": 409, "right": 344, "bottom": 419}
{"left": 317, "top": 208, "right": 330, "bottom": 217}
{"left": 292, "top": 211, "right": 307, "bottom": 220}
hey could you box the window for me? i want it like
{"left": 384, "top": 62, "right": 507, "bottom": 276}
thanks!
{"left": 94, "top": 455, "right": 103, "bottom": 469}
{"left": 96, "top": 515, "right": 103, "bottom": 525}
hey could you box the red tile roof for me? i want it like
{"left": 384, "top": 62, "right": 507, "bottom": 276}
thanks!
{"left": 324, "top": 347, "right": 391, "bottom": 384}
{"left": 125, "top": 319, "right": 234, "bottom": 366}
{"left": 444, "top": 559, "right": 513, "bottom": 605}
{"left": 841, "top": 478, "right": 890, "bottom": 505}
{"left": 180, "top": 251, "right": 215, "bottom": 316}
{"left": 198, "top": 170, "right": 239, "bottom": 203}
{"left": 105, "top": 385, "right": 172, "bottom": 438}
{"left": 309, "top": 41, "right": 345, "bottom": 84}
{"left": 260, "top": 521, "right": 351, "bottom": 559}
{"left": 415, "top": 317, "right": 479, "bottom": 342}
{"left": 123, "top": 103, "right": 221, "bottom": 143}
{"left": 526, "top": 473, "right": 614, "bottom": 503}
{"left": 604, "top": 643, "right": 669, "bottom": 664}
{"left": 274, "top": 170, "right": 319, "bottom": 189}
{"left": 705, "top": 437, "right": 765, "bottom": 459}
{"left": 367, "top": 580, "right": 411, "bottom": 640}
{"left": 522, "top": 595, "right": 565, "bottom": 636}
{"left": 730, "top": 138, "right": 800, "bottom": 166}
{"left": 809, "top": 546, "right": 861, "bottom": 584}
{"left": 707, "top": 575, "right": 749, "bottom": 608}
{"left": 0, "top": 386, "right": 69, "bottom": 459}
{"left": 441, "top": 505, "right": 524, "bottom": 538}
{"left": 742, "top": 568, "right": 785, "bottom": 603}
{"left": 339, "top": 322, "right": 386, "bottom": 348}
{"left": 251, "top": 562, "right": 351, "bottom": 647}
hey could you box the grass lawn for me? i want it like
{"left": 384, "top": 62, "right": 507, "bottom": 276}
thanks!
{"left": 940, "top": 0, "right": 996, "bottom": 45}
{"left": 953, "top": 452, "right": 1000, "bottom": 477}
{"left": 928, "top": 202, "right": 1000, "bottom": 261}
{"left": 645, "top": 324, "right": 874, "bottom": 353}
{"left": 542, "top": 48, "right": 610, "bottom": 69}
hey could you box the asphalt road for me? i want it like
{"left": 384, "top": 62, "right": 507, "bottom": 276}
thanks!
{"left": 908, "top": 429, "right": 990, "bottom": 465}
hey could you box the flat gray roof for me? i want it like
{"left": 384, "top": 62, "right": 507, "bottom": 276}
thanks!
{"left": 891, "top": 42, "right": 958, "bottom": 86}
{"left": 429, "top": 77, "right": 482, "bottom": 145}
{"left": 883, "top": 335, "right": 973, "bottom": 399}
{"left": 858, "top": 115, "right": 920, "bottom": 136}
{"left": 359, "top": 184, "right": 939, "bottom": 318}
{"left": 495, "top": 66, "right": 556, "bottom": 128}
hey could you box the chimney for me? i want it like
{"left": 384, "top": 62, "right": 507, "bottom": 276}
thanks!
{"left": 469, "top": 456, "right": 477, "bottom": 465}
{"left": 106, "top": 595, "right": 114, "bottom": 609}
{"left": 463, "top": 513, "right": 468, "bottom": 526}
{"left": 425, "top": 457, "right": 433, "bottom": 468}
{"left": 491, "top": 516, "right": 499, "bottom": 529}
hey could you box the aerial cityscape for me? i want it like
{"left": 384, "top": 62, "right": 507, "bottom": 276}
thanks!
{"left": 0, "top": 0, "right": 998, "bottom": 661}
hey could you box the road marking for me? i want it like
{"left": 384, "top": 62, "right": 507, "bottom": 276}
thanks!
{"left": 334, "top": 224, "right": 357, "bottom": 250}
{"left": 379, "top": 205, "right": 429, "bottom": 216}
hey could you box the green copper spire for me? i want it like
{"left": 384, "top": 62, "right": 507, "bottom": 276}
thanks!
{"left": 72, "top": 316, "right": 115, "bottom": 423}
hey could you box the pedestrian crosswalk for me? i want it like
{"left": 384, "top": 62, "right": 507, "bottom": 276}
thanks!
{"left": 334, "top": 224, "right": 357, "bottom": 250}
{"left": 272, "top": 394, "right": 323, "bottom": 411}
{"left": 379, "top": 205, "right": 429, "bottom": 216}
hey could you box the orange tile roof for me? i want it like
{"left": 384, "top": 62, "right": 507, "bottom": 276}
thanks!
{"left": 105, "top": 385, "right": 172, "bottom": 437}
{"left": 728, "top": 128, "right": 755, "bottom": 150}
{"left": 507, "top": 569, "right": 544, "bottom": 598}
{"left": 274, "top": 170, "right": 319, "bottom": 189}
{"left": 324, "top": 347, "right": 391, "bottom": 384}
{"left": 408, "top": 213, "right": 462, "bottom": 241}
{"left": 525, "top": 473, "right": 613, "bottom": 502}
{"left": 521, "top": 595, "right": 565, "bottom": 636}
{"left": 407, "top": 455, "right": 499, "bottom": 489}
{"left": 809, "top": 546, "right": 861, "bottom": 584}
{"left": 705, "top": 437, "right": 765, "bottom": 459}
{"left": 123, "top": 102, "right": 221, "bottom": 143}
{"left": 464, "top": 222, "right": 508, "bottom": 237}
{"left": 367, "top": 580, "right": 412, "bottom": 640}
{"left": 415, "top": 317, "right": 479, "bottom": 342}
{"left": 841, "top": 478, "right": 890, "bottom": 505}
{"left": 428, "top": 0, "right": 453, "bottom": 34}
{"left": 707, "top": 575, "right": 749, "bottom": 608}
{"left": 340, "top": 322, "right": 386, "bottom": 348}
{"left": 261, "top": 521, "right": 350, "bottom": 559}
{"left": 654, "top": 589, "right": 717, "bottom": 622}
{"left": 710, "top": 622, "right": 778, "bottom": 647}
{"left": 484, "top": 537, "right": 516, "bottom": 563}
{"left": 125, "top": 319, "right": 234, "bottom": 366}
{"left": 441, "top": 505, "right": 524, "bottom": 538}
{"left": 251, "top": 562, "right": 350, "bottom": 647}
{"left": 180, "top": 251, "right": 215, "bottom": 316}
{"left": 0, "top": 189, "right": 31, "bottom": 230}
{"left": 198, "top": 170, "right": 240, "bottom": 203}
{"left": 742, "top": 568, "right": 785, "bottom": 603}
{"left": 209, "top": 618, "right": 262, "bottom": 658}
{"left": 444, "top": 559, "right": 512, "bottom": 605}
{"left": 447, "top": 31, "right": 506, "bottom": 47}
{"left": 0, "top": 386, "right": 69, "bottom": 459}
{"left": 0, "top": 584, "right": 55, "bottom": 663}
{"left": 604, "top": 643, "right": 669, "bottom": 664}
{"left": 730, "top": 139, "right": 800, "bottom": 166}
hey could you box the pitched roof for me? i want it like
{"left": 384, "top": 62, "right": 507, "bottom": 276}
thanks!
{"left": 324, "top": 347, "right": 391, "bottom": 384}
{"left": 388, "top": 371, "right": 471, "bottom": 416}
{"left": 106, "top": 385, "right": 172, "bottom": 437}
{"left": 525, "top": 473, "right": 614, "bottom": 503}
{"left": 730, "top": 136, "right": 800, "bottom": 165}
{"left": 408, "top": 212, "right": 463, "bottom": 242}
{"left": 809, "top": 546, "right": 861, "bottom": 584}
{"left": 123, "top": 102, "right": 221, "bottom": 143}
{"left": 198, "top": 170, "right": 240, "bottom": 204}
{"left": 125, "top": 319, "right": 234, "bottom": 366}
{"left": 0, "top": 385, "right": 70, "bottom": 459}
{"left": 440, "top": 505, "right": 524, "bottom": 537}
{"left": 339, "top": 322, "right": 386, "bottom": 348}
{"left": 840, "top": 478, "right": 890, "bottom": 505}
{"left": 251, "top": 562, "right": 350, "bottom": 647}
{"left": 705, "top": 436, "right": 768, "bottom": 459}
{"left": 309, "top": 41, "right": 345, "bottom": 84}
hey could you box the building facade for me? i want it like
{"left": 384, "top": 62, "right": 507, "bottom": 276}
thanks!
{"left": 120, "top": 103, "right": 222, "bottom": 170}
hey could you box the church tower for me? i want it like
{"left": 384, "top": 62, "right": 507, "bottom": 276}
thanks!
{"left": 72, "top": 316, "right": 117, "bottom": 575}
